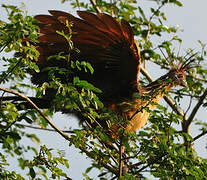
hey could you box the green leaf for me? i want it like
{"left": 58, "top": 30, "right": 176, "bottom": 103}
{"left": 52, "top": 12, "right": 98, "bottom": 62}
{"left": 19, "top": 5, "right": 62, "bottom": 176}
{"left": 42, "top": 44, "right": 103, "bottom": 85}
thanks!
{"left": 172, "top": 0, "right": 183, "bottom": 7}
{"left": 203, "top": 102, "right": 207, "bottom": 107}
{"left": 138, "top": 7, "right": 147, "bottom": 20}
{"left": 29, "top": 168, "right": 36, "bottom": 178}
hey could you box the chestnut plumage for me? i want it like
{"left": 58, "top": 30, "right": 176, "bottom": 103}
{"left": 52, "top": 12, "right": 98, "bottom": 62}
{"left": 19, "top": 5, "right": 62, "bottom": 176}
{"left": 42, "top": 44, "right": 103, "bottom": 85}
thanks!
{"left": 25, "top": 11, "right": 191, "bottom": 133}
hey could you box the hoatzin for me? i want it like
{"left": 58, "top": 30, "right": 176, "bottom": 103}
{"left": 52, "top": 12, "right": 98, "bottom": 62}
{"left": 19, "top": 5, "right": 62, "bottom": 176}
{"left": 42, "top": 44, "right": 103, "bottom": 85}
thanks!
{"left": 26, "top": 10, "right": 190, "bottom": 134}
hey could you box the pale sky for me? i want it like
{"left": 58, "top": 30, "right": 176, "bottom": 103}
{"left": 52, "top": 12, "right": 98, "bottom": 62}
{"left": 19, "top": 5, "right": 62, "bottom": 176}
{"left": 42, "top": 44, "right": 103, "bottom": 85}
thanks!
{"left": 0, "top": 0, "right": 207, "bottom": 179}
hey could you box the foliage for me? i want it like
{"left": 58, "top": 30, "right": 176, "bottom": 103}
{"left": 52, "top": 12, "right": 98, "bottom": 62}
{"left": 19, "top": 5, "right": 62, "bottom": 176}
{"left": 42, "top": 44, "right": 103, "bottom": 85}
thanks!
{"left": 0, "top": 0, "right": 207, "bottom": 179}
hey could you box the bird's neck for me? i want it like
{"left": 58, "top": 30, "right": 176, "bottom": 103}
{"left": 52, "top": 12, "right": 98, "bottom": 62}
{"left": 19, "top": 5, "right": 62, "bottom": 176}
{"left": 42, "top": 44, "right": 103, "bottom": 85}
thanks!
{"left": 138, "top": 73, "right": 177, "bottom": 110}
{"left": 108, "top": 74, "right": 177, "bottom": 133}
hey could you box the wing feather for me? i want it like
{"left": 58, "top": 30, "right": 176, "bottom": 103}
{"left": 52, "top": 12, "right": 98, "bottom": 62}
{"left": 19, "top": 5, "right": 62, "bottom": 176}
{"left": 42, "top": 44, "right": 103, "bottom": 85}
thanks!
{"left": 121, "top": 19, "right": 134, "bottom": 45}
{"left": 97, "top": 13, "right": 124, "bottom": 39}
{"left": 33, "top": 10, "right": 141, "bottom": 103}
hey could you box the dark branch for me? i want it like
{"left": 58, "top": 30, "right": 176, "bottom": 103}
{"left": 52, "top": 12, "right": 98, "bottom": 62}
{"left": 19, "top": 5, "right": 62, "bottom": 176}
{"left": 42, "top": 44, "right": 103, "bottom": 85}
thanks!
{"left": 187, "top": 89, "right": 207, "bottom": 127}
{"left": 0, "top": 59, "right": 22, "bottom": 84}
{"left": 15, "top": 123, "right": 75, "bottom": 134}
{"left": 193, "top": 129, "right": 207, "bottom": 142}
{"left": 0, "top": 96, "right": 51, "bottom": 109}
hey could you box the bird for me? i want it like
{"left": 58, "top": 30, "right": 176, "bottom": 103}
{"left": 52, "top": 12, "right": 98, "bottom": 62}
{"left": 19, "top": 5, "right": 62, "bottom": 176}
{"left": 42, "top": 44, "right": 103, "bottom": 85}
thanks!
{"left": 24, "top": 10, "right": 192, "bottom": 135}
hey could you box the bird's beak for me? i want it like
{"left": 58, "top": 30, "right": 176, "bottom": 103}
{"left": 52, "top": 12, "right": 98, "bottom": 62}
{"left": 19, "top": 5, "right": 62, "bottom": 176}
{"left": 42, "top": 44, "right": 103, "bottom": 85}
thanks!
{"left": 180, "top": 78, "right": 188, "bottom": 88}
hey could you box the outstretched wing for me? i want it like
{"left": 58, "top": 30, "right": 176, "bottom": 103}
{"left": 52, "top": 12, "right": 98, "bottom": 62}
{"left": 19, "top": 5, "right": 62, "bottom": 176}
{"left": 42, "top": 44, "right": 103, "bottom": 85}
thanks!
{"left": 34, "top": 10, "right": 141, "bottom": 104}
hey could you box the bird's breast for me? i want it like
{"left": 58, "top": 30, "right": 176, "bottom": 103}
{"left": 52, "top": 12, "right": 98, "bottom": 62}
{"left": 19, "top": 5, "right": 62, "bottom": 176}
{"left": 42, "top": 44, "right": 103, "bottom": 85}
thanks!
{"left": 124, "top": 95, "right": 164, "bottom": 132}
{"left": 125, "top": 109, "right": 150, "bottom": 132}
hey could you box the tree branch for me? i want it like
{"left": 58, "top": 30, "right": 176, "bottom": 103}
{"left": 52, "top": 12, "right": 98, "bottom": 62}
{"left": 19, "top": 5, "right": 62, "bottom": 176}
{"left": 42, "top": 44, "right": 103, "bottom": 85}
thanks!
{"left": 193, "top": 129, "right": 207, "bottom": 142}
{"left": 0, "top": 86, "right": 70, "bottom": 141}
{"left": 183, "top": 88, "right": 207, "bottom": 132}
{"left": 145, "top": 4, "right": 164, "bottom": 42}
{"left": 192, "top": 76, "right": 207, "bottom": 82}
{"left": 15, "top": 123, "right": 75, "bottom": 134}
{"left": 169, "top": 90, "right": 202, "bottom": 99}
{"left": 79, "top": 145, "right": 118, "bottom": 176}
{"left": 188, "top": 88, "right": 207, "bottom": 123}
{"left": 0, "top": 59, "right": 22, "bottom": 84}
{"left": 135, "top": 152, "right": 168, "bottom": 173}
{"left": 0, "top": 96, "right": 51, "bottom": 109}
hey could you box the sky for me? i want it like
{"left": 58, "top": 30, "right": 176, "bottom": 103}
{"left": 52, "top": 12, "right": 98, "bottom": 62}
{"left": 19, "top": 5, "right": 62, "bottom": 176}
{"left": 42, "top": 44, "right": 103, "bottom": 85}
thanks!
{"left": 0, "top": 0, "right": 207, "bottom": 179}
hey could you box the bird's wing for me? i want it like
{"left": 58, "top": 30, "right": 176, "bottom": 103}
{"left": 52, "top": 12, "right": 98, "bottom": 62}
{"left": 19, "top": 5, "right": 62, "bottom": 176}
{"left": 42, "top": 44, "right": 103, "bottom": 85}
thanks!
{"left": 34, "top": 10, "right": 141, "bottom": 103}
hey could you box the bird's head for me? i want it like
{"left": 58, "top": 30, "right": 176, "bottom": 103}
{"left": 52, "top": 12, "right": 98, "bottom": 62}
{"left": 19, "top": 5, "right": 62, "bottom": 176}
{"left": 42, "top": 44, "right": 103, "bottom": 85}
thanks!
{"left": 168, "top": 53, "right": 197, "bottom": 88}
{"left": 169, "top": 67, "right": 187, "bottom": 87}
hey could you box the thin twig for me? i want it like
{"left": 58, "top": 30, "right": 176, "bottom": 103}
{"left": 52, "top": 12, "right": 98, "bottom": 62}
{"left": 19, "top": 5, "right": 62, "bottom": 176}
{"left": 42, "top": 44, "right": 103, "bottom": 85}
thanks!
{"left": 185, "top": 88, "right": 207, "bottom": 130}
{"left": 192, "top": 76, "right": 207, "bottom": 82}
{"left": 146, "top": 4, "right": 164, "bottom": 41}
{"left": 184, "top": 95, "right": 193, "bottom": 116}
{"left": 15, "top": 123, "right": 75, "bottom": 134}
{"left": 89, "top": 0, "right": 101, "bottom": 13}
{"left": 79, "top": 144, "right": 118, "bottom": 175}
{"left": 193, "top": 129, "right": 207, "bottom": 142}
{"left": 0, "top": 59, "right": 22, "bottom": 84}
{"left": 0, "top": 86, "right": 70, "bottom": 141}
{"left": 135, "top": 152, "right": 168, "bottom": 173}
{"left": 169, "top": 90, "right": 201, "bottom": 99}
{"left": 0, "top": 119, "right": 18, "bottom": 134}
{"left": 84, "top": 118, "right": 119, "bottom": 165}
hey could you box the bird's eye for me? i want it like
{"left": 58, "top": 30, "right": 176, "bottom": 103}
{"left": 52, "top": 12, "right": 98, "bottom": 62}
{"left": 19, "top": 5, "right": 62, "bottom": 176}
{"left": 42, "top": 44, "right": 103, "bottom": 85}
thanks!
{"left": 177, "top": 73, "right": 184, "bottom": 79}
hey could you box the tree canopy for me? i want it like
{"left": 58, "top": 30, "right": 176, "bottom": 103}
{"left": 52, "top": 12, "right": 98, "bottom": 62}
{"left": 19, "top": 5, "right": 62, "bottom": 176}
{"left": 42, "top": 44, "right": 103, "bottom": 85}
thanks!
{"left": 0, "top": 0, "right": 207, "bottom": 179}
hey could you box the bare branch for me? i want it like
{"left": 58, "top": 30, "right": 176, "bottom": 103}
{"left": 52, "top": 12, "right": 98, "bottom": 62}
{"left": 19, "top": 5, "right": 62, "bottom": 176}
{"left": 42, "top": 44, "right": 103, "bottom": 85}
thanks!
{"left": 0, "top": 96, "right": 51, "bottom": 109}
{"left": 0, "top": 59, "right": 22, "bottom": 84}
{"left": 15, "top": 123, "right": 75, "bottom": 134}
{"left": 186, "top": 88, "right": 207, "bottom": 127}
{"left": 169, "top": 90, "right": 201, "bottom": 99}
{"left": 193, "top": 129, "right": 207, "bottom": 142}
{"left": 79, "top": 144, "right": 118, "bottom": 176}
{"left": 192, "top": 76, "right": 207, "bottom": 82}
{"left": 135, "top": 152, "right": 168, "bottom": 173}
{"left": 146, "top": 4, "right": 164, "bottom": 41}
{"left": 0, "top": 86, "right": 70, "bottom": 141}
{"left": 84, "top": 118, "right": 119, "bottom": 165}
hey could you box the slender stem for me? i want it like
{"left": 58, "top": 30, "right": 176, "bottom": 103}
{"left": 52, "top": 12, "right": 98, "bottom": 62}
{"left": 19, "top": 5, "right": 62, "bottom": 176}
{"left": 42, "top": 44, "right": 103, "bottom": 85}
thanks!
{"left": 15, "top": 123, "right": 75, "bottom": 133}
{"left": 84, "top": 119, "right": 119, "bottom": 165}
{"left": 80, "top": 145, "right": 118, "bottom": 175}
{"left": 182, "top": 88, "right": 207, "bottom": 135}
{"left": 187, "top": 89, "right": 207, "bottom": 126}
{"left": 193, "top": 129, "right": 207, "bottom": 142}
{"left": 0, "top": 86, "right": 70, "bottom": 141}
{"left": 0, "top": 59, "right": 22, "bottom": 84}
{"left": 135, "top": 152, "right": 168, "bottom": 173}
{"left": 89, "top": 0, "right": 101, "bottom": 13}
